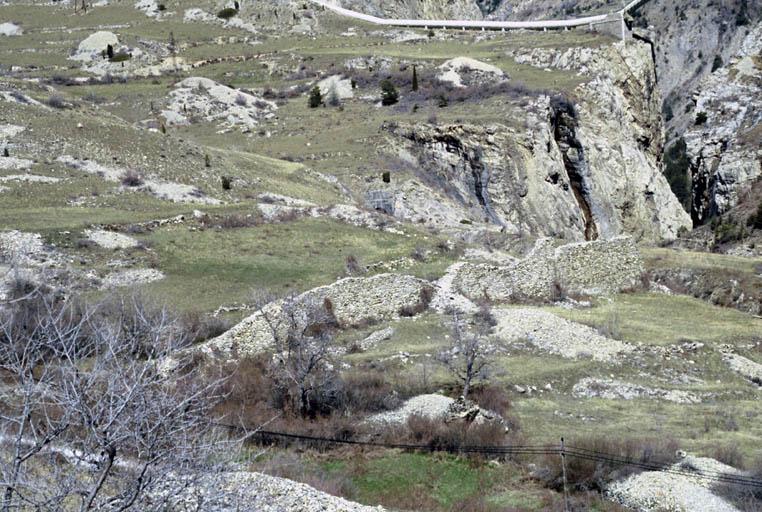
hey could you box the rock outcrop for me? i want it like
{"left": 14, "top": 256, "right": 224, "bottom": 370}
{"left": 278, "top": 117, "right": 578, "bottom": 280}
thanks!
{"left": 163, "top": 77, "right": 277, "bottom": 131}
{"left": 685, "top": 22, "right": 762, "bottom": 224}
{"left": 509, "top": 41, "right": 692, "bottom": 241}
{"left": 383, "top": 40, "right": 690, "bottom": 242}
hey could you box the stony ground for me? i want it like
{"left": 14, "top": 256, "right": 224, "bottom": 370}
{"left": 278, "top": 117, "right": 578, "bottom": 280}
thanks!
{"left": 1, "top": 0, "right": 761, "bottom": 511}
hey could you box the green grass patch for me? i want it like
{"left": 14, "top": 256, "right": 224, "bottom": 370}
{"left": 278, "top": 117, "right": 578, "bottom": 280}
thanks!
{"left": 547, "top": 292, "right": 762, "bottom": 347}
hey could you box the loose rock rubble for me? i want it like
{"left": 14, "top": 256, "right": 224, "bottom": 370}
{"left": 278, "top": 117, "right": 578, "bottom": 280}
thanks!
{"left": 84, "top": 229, "right": 140, "bottom": 250}
{"left": 606, "top": 455, "right": 746, "bottom": 512}
{"left": 572, "top": 377, "right": 701, "bottom": 404}
{"left": 354, "top": 326, "right": 395, "bottom": 351}
{"left": 493, "top": 307, "right": 634, "bottom": 362}
{"left": 454, "top": 237, "right": 644, "bottom": 302}
{"left": 437, "top": 57, "right": 506, "bottom": 88}
{"left": 163, "top": 77, "right": 277, "bottom": 131}
{"left": 57, "top": 155, "right": 220, "bottom": 204}
{"left": 149, "top": 471, "right": 384, "bottom": 511}
{"left": 367, "top": 394, "right": 501, "bottom": 427}
{"left": 722, "top": 352, "right": 762, "bottom": 386}
{"left": 101, "top": 268, "right": 165, "bottom": 288}
{"left": 179, "top": 273, "right": 431, "bottom": 362}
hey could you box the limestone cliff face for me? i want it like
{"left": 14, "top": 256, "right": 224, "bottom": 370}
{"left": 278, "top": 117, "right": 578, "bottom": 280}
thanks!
{"left": 383, "top": 40, "right": 690, "bottom": 242}
{"left": 684, "top": 22, "right": 762, "bottom": 224}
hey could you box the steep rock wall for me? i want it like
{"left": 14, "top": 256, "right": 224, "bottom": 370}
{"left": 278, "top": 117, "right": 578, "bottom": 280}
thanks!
{"left": 684, "top": 22, "right": 762, "bottom": 224}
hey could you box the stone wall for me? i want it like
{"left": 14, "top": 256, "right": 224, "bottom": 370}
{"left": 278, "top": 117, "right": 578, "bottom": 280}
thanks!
{"left": 194, "top": 273, "right": 432, "bottom": 360}
{"left": 453, "top": 236, "right": 643, "bottom": 301}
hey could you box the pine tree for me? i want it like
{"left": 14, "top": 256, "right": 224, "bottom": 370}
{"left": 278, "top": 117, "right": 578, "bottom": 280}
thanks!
{"left": 308, "top": 86, "right": 322, "bottom": 108}
{"left": 412, "top": 65, "right": 418, "bottom": 92}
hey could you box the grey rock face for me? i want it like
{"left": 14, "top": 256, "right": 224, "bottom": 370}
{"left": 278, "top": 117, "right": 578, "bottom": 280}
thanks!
{"left": 685, "top": 22, "right": 762, "bottom": 224}
{"left": 385, "top": 40, "right": 690, "bottom": 242}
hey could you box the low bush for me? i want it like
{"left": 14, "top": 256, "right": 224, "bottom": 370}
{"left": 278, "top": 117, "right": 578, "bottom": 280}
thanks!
{"left": 469, "top": 384, "right": 511, "bottom": 418}
{"left": 399, "top": 285, "right": 434, "bottom": 317}
{"left": 109, "top": 52, "right": 131, "bottom": 63}
{"left": 539, "top": 436, "right": 679, "bottom": 492}
{"left": 120, "top": 169, "right": 144, "bottom": 187}
{"left": 47, "top": 93, "right": 66, "bottom": 109}
{"left": 217, "top": 7, "right": 237, "bottom": 19}
{"left": 403, "top": 414, "right": 509, "bottom": 455}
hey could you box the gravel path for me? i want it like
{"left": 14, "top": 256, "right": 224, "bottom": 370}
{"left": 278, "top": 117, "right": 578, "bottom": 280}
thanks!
{"left": 493, "top": 307, "right": 634, "bottom": 362}
{"left": 430, "top": 262, "right": 478, "bottom": 314}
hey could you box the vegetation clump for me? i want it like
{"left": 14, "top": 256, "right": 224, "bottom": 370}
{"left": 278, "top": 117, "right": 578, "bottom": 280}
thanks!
{"left": 217, "top": 7, "right": 238, "bottom": 19}
{"left": 308, "top": 86, "right": 322, "bottom": 108}
{"left": 380, "top": 79, "right": 399, "bottom": 106}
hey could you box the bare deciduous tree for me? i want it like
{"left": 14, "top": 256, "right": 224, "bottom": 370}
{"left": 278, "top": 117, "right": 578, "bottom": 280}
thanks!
{"left": 437, "top": 303, "right": 497, "bottom": 399}
{"left": 256, "top": 293, "right": 341, "bottom": 417}
{"left": 0, "top": 291, "right": 234, "bottom": 511}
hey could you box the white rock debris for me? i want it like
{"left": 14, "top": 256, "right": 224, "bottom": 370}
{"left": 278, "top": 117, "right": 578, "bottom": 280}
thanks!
{"left": 493, "top": 307, "right": 634, "bottom": 362}
{"left": 84, "top": 229, "right": 140, "bottom": 250}
{"left": 722, "top": 352, "right": 762, "bottom": 386}
{"left": 0, "top": 22, "right": 22, "bottom": 36}
{"left": 0, "top": 174, "right": 60, "bottom": 184}
{"left": 163, "top": 77, "right": 277, "bottom": 131}
{"left": 606, "top": 455, "right": 746, "bottom": 512}
{"left": 57, "top": 155, "right": 221, "bottom": 205}
{"left": 101, "top": 269, "right": 165, "bottom": 288}
{"left": 70, "top": 31, "right": 120, "bottom": 62}
{"left": 0, "top": 124, "right": 25, "bottom": 139}
{"left": 437, "top": 57, "right": 506, "bottom": 88}
{"left": 150, "top": 471, "right": 384, "bottom": 511}
{"left": 0, "top": 157, "right": 33, "bottom": 171}
{"left": 316, "top": 75, "right": 354, "bottom": 100}
{"left": 366, "top": 394, "right": 454, "bottom": 426}
{"left": 572, "top": 377, "right": 701, "bottom": 404}
{"left": 355, "top": 326, "right": 395, "bottom": 351}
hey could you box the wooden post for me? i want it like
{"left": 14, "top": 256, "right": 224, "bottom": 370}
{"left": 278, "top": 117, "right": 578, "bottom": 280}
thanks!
{"left": 560, "top": 437, "right": 570, "bottom": 512}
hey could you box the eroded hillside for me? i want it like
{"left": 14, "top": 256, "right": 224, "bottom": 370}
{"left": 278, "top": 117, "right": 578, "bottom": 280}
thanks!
{"left": 1, "top": 1, "right": 761, "bottom": 511}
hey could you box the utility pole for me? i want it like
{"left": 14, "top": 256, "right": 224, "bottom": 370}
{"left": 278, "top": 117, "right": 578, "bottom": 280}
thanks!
{"left": 560, "top": 437, "right": 570, "bottom": 512}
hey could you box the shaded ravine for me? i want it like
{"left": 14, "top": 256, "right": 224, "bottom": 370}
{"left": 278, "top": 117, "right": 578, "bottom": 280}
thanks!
{"left": 551, "top": 97, "right": 599, "bottom": 241}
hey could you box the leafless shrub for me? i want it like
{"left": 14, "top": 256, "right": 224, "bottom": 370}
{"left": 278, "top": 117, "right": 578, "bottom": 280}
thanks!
{"left": 0, "top": 289, "right": 236, "bottom": 511}
{"left": 539, "top": 436, "right": 679, "bottom": 493}
{"left": 410, "top": 245, "right": 426, "bottom": 262}
{"left": 234, "top": 93, "right": 248, "bottom": 106}
{"left": 401, "top": 414, "right": 508, "bottom": 454}
{"left": 469, "top": 384, "right": 512, "bottom": 418}
{"left": 120, "top": 169, "right": 144, "bottom": 187}
{"left": 343, "top": 371, "right": 400, "bottom": 413}
{"left": 46, "top": 93, "right": 66, "bottom": 109}
{"left": 436, "top": 303, "right": 496, "bottom": 398}
{"left": 398, "top": 285, "right": 434, "bottom": 317}
{"left": 260, "top": 295, "right": 342, "bottom": 418}
{"left": 344, "top": 254, "right": 365, "bottom": 275}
